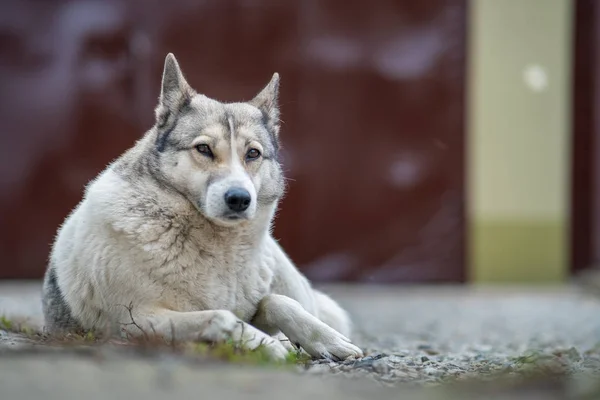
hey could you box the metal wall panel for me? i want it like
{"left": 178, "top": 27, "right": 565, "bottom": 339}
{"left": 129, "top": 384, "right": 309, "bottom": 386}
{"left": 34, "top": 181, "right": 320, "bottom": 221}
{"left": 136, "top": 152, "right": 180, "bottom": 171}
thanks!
{"left": 0, "top": 0, "right": 467, "bottom": 282}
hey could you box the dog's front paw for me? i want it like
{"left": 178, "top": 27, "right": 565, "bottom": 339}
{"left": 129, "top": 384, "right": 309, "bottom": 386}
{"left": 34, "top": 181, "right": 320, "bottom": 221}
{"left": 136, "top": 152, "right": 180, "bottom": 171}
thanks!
{"left": 238, "top": 325, "right": 290, "bottom": 361}
{"left": 313, "top": 337, "right": 363, "bottom": 361}
{"left": 273, "top": 331, "right": 297, "bottom": 352}
{"left": 300, "top": 323, "right": 364, "bottom": 361}
{"left": 259, "top": 337, "right": 292, "bottom": 361}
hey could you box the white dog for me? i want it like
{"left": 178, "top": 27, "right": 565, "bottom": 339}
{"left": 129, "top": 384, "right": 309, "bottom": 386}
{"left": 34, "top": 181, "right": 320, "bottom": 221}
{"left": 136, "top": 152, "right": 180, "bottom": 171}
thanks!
{"left": 41, "top": 53, "right": 364, "bottom": 361}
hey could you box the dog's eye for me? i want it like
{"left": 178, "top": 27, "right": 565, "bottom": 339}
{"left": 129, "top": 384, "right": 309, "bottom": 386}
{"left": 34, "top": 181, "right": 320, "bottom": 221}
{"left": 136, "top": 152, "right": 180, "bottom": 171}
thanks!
{"left": 195, "top": 144, "right": 213, "bottom": 158}
{"left": 246, "top": 148, "right": 261, "bottom": 161}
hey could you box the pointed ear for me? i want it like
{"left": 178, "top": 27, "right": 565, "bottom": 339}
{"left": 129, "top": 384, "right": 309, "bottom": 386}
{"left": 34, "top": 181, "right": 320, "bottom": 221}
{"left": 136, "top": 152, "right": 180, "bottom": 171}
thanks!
{"left": 249, "top": 73, "right": 280, "bottom": 136}
{"left": 155, "top": 53, "right": 195, "bottom": 126}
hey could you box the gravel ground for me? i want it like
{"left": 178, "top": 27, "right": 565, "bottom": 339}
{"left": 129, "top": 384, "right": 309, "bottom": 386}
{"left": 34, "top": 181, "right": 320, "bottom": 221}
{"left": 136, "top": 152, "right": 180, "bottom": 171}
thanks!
{"left": 1, "top": 281, "right": 600, "bottom": 398}
{"left": 313, "top": 285, "right": 600, "bottom": 386}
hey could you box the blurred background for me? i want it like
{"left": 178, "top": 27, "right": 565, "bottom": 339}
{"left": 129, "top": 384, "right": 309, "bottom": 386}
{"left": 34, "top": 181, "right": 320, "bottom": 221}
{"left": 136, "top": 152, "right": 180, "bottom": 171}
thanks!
{"left": 0, "top": 0, "right": 596, "bottom": 285}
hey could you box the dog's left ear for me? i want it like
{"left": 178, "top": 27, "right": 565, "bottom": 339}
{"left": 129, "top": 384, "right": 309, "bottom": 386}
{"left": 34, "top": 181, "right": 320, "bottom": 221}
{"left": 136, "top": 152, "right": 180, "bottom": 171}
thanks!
{"left": 155, "top": 53, "right": 195, "bottom": 127}
{"left": 249, "top": 73, "right": 280, "bottom": 136}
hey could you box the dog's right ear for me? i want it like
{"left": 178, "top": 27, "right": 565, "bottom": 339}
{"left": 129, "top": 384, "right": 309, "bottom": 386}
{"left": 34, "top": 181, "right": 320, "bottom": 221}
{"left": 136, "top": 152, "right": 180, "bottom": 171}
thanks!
{"left": 155, "top": 53, "right": 195, "bottom": 127}
{"left": 249, "top": 73, "right": 280, "bottom": 137}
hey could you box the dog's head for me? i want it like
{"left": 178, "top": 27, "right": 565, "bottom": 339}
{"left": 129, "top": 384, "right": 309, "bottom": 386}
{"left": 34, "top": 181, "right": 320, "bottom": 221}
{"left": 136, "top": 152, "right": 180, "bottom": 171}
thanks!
{"left": 150, "top": 53, "right": 285, "bottom": 226}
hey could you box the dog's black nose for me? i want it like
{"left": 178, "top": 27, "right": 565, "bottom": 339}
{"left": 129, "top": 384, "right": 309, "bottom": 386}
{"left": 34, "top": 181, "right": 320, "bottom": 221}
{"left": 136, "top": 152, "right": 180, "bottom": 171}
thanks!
{"left": 224, "top": 188, "right": 251, "bottom": 212}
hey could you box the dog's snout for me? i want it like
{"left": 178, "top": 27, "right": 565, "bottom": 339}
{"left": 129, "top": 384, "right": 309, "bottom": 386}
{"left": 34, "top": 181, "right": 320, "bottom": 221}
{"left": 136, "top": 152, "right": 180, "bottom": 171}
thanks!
{"left": 224, "top": 188, "right": 251, "bottom": 212}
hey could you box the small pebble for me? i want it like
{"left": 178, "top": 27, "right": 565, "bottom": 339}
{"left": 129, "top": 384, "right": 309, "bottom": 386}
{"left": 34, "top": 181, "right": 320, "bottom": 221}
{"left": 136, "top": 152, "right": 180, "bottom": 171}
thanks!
{"left": 371, "top": 358, "right": 390, "bottom": 374}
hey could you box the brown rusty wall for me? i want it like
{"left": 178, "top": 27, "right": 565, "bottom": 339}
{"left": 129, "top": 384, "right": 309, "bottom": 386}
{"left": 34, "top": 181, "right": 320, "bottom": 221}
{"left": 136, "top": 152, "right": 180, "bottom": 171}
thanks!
{"left": 571, "top": 0, "right": 595, "bottom": 273}
{"left": 0, "top": 0, "right": 467, "bottom": 282}
{"left": 571, "top": 0, "right": 600, "bottom": 274}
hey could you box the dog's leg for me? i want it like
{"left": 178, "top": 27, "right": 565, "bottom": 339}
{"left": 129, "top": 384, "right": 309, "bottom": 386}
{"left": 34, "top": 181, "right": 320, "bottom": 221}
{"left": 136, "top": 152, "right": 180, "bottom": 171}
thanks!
{"left": 312, "top": 289, "right": 353, "bottom": 338}
{"left": 252, "top": 294, "right": 363, "bottom": 360}
{"left": 273, "top": 331, "right": 297, "bottom": 352}
{"left": 122, "top": 308, "right": 290, "bottom": 360}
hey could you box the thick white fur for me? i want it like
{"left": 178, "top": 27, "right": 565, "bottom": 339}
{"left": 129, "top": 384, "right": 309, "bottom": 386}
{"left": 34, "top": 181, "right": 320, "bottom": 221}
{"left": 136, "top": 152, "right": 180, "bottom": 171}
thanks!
{"left": 50, "top": 155, "right": 362, "bottom": 361}
{"left": 47, "top": 53, "right": 363, "bottom": 361}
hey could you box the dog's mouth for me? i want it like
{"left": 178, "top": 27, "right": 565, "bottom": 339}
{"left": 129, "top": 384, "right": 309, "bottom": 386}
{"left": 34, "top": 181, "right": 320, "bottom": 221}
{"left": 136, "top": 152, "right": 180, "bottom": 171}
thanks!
{"left": 222, "top": 213, "right": 249, "bottom": 222}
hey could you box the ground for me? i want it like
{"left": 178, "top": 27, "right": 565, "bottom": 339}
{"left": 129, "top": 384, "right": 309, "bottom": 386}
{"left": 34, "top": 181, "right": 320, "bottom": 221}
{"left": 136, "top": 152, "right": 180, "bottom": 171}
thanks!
{"left": 1, "top": 281, "right": 599, "bottom": 399}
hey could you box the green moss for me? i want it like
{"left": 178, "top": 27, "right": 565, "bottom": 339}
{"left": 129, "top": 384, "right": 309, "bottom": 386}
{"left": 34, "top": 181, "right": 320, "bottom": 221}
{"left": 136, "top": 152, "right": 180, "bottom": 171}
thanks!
{"left": 0, "top": 315, "right": 37, "bottom": 336}
{"left": 0, "top": 315, "right": 13, "bottom": 331}
{"left": 0, "top": 314, "right": 312, "bottom": 368}
{"left": 192, "top": 340, "right": 311, "bottom": 367}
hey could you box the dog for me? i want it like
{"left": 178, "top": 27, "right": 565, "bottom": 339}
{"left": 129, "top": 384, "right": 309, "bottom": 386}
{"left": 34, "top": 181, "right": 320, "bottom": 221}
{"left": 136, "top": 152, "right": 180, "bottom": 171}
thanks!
{"left": 41, "top": 53, "right": 364, "bottom": 361}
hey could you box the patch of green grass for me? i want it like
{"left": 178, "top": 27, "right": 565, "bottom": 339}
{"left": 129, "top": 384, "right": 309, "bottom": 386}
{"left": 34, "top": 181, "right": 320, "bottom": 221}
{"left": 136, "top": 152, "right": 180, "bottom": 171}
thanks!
{"left": 438, "top": 348, "right": 576, "bottom": 391}
{"left": 0, "top": 315, "right": 13, "bottom": 331}
{"left": 0, "top": 315, "right": 38, "bottom": 336}
{"left": 1, "top": 314, "right": 312, "bottom": 368}
{"left": 191, "top": 339, "right": 312, "bottom": 367}
{"left": 0, "top": 315, "right": 108, "bottom": 345}
{"left": 508, "top": 347, "right": 580, "bottom": 377}
{"left": 285, "top": 349, "right": 313, "bottom": 364}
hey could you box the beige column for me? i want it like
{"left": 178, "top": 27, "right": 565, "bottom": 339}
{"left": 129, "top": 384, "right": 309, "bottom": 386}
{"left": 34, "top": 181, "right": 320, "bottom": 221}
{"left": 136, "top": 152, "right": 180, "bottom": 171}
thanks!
{"left": 467, "top": 0, "right": 574, "bottom": 282}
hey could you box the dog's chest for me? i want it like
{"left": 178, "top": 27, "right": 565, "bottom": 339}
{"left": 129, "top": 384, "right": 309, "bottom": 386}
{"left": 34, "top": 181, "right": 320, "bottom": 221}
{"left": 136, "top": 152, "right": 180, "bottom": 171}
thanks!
{"left": 146, "top": 233, "right": 274, "bottom": 322}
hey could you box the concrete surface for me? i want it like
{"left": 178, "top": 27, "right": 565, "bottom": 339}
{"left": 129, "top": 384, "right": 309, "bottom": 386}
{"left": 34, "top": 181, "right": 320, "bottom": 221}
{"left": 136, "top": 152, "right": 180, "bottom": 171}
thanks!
{"left": 1, "top": 281, "right": 600, "bottom": 399}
